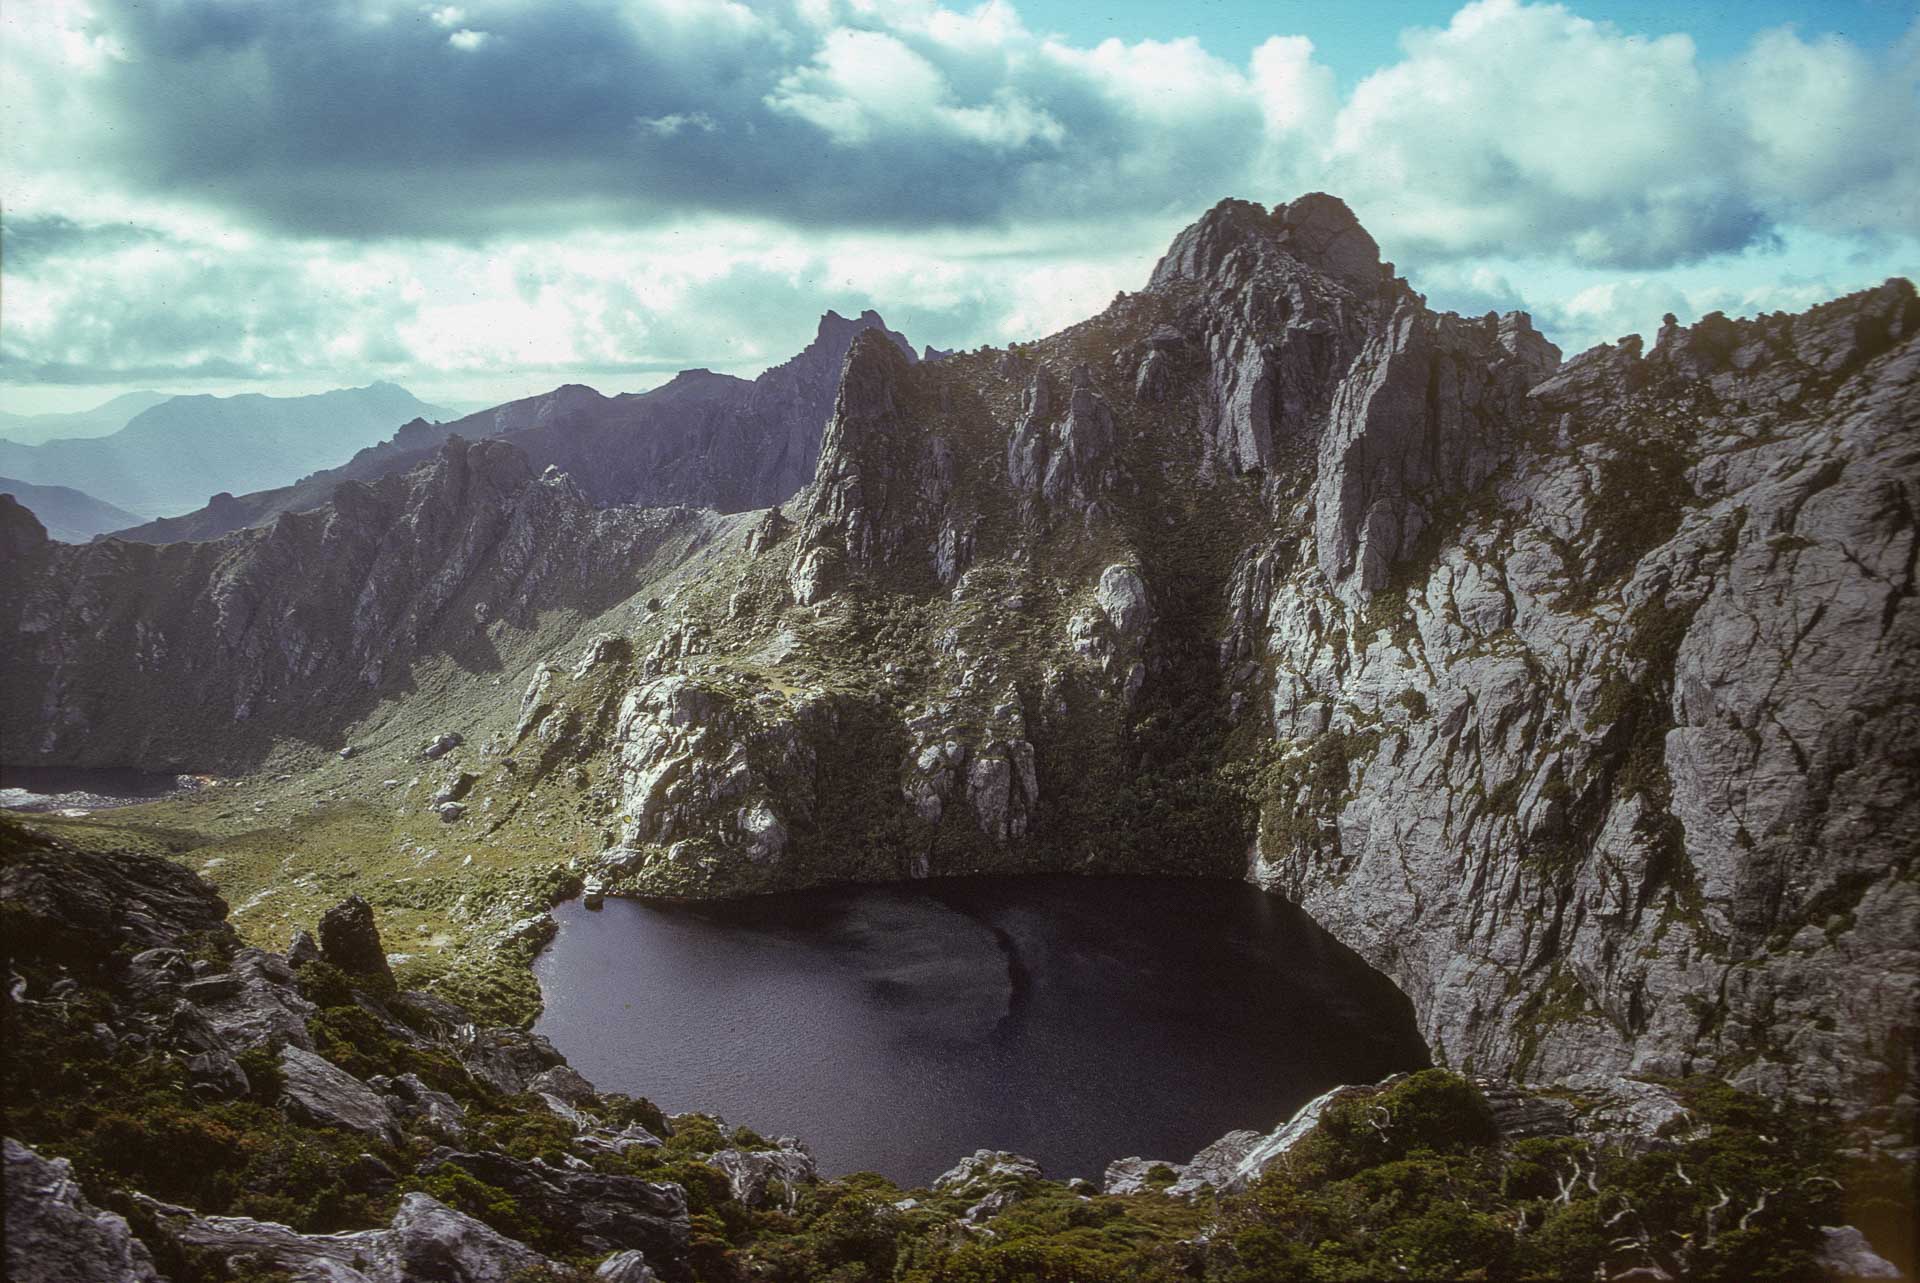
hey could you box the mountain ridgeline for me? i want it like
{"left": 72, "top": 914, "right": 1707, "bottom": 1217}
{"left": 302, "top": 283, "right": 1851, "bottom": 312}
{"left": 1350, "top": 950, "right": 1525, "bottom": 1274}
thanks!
{"left": 108, "top": 309, "right": 917, "bottom": 544}
{"left": 3, "top": 194, "right": 1915, "bottom": 1149}
{"left": 0, "top": 382, "right": 447, "bottom": 518}
{"left": 0, "top": 476, "right": 142, "bottom": 543}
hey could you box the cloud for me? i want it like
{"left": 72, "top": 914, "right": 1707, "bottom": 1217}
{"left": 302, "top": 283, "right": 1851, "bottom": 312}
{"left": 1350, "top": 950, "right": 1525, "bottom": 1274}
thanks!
{"left": 638, "top": 112, "right": 718, "bottom": 137}
{"left": 1, "top": 0, "right": 1915, "bottom": 397}
{"left": 0, "top": 208, "right": 1172, "bottom": 390}
{"left": 1306, "top": 0, "right": 1912, "bottom": 267}
{"left": 11, "top": 0, "right": 1913, "bottom": 257}
{"left": 767, "top": 27, "right": 1064, "bottom": 149}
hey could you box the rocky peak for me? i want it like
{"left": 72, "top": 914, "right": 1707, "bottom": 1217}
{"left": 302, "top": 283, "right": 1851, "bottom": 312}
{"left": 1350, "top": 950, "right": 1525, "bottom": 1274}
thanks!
{"left": 1495, "top": 311, "right": 1563, "bottom": 385}
{"left": 1, "top": 492, "right": 49, "bottom": 560}
{"left": 1142, "top": 194, "right": 1399, "bottom": 475}
{"left": 802, "top": 329, "right": 918, "bottom": 546}
{"left": 428, "top": 434, "right": 538, "bottom": 502}
{"left": 1148, "top": 193, "right": 1388, "bottom": 294}
{"left": 796, "top": 308, "right": 917, "bottom": 373}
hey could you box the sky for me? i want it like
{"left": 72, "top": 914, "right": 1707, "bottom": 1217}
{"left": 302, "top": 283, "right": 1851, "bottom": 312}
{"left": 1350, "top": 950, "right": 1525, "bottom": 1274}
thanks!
{"left": 2, "top": 0, "right": 1916, "bottom": 414}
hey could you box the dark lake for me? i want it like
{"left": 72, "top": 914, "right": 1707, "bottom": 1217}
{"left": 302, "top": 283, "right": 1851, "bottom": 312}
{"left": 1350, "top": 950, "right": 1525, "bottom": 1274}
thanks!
{"left": 0, "top": 764, "right": 201, "bottom": 813}
{"left": 532, "top": 875, "right": 1429, "bottom": 1186}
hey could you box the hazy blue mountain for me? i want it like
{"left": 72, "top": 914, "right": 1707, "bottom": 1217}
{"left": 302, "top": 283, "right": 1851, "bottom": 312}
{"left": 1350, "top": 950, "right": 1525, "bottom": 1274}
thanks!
{"left": 0, "top": 382, "right": 445, "bottom": 518}
{"left": 0, "top": 390, "right": 173, "bottom": 445}
{"left": 0, "top": 476, "right": 144, "bottom": 543}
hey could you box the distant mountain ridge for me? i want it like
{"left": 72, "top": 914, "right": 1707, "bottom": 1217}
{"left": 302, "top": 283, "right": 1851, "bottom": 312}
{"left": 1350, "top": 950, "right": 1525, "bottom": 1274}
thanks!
{"left": 0, "top": 477, "right": 143, "bottom": 544}
{"left": 108, "top": 309, "right": 914, "bottom": 542}
{"left": 0, "top": 382, "right": 446, "bottom": 518}
{"left": 0, "top": 390, "right": 171, "bottom": 445}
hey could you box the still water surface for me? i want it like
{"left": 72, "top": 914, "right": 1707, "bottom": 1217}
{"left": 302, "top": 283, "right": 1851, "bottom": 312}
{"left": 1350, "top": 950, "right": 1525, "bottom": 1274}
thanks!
{"left": 533, "top": 875, "right": 1428, "bottom": 1186}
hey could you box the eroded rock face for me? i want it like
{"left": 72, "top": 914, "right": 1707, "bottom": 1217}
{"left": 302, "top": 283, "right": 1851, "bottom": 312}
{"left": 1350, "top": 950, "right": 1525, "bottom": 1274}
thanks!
{"left": 5, "top": 1138, "right": 162, "bottom": 1283}
{"left": 1246, "top": 281, "right": 1920, "bottom": 1131}
{"left": 934, "top": 1149, "right": 1044, "bottom": 1194}
{"left": 0, "top": 435, "right": 723, "bottom": 768}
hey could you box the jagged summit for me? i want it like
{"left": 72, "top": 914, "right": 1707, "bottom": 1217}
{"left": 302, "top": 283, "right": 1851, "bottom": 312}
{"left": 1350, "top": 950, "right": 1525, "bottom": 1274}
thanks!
{"left": 1148, "top": 193, "right": 1390, "bottom": 293}
{"left": 794, "top": 307, "right": 918, "bottom": 369}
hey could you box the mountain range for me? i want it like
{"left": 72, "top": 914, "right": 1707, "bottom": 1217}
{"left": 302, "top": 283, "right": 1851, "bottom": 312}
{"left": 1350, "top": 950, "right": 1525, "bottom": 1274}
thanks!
{"left": 0, "top": 382, "right": 445, "bottom": 518}
{"left": 3, "top": 194, "right": 1915, "bottom": 1268}
{"left": 0, "top": 390, "right": 173, "bottom": 445}
{"left": 108, "top": 310, "right": 915, "bottom": 544}
{"left": 0, "top": 477, "right": 142, "bottom": 543}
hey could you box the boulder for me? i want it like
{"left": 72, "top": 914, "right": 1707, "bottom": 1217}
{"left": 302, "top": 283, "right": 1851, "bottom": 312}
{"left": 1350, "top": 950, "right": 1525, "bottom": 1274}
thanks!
{"left": 934, "top": 1149, "right": 1043, "bottom": 1196}
{"left": 1101, "top": 1156, "right": 1178, "bottom": 1196}
{"left": 287, "top": 930, "right": 322, "bottom": 967}
{"left": 142, "top": 1190, "right": 555, "bottom": 1283}
{"left": 707, "top": 1143, "right": 817, "bottom": 1209}
{"left": 1095, "top": 565, "right": 1151, "bottom": 640}
{"left": 423, "top": 733, "right": 463, "bottom": 760}
{"left": 5, "top": 1138, "right": 162, "bottom": 1283}
{"left": 318, "top": 896, "right": 395, "bottom": 987}
{"left": 279, "top": 1046, "right": 399, "bottom": 1141}
{"left": 420, "top": 1150, "right": 689, "bottom": 1260}
{"left": 191, "top": 948, "right": 318, "bottom": 1053}
{"left": 454, "top": 1026, "right": 566, "bottom": 1096}
{"left": 596, "top": 1250, "right": 661, "bottom": 1283}
{"left": 380, "top": 1192, "right": 554, "bottom": 1282}
{"left": 528, "top": 1064, "right": 598, "bottom": 1104}
{"left": 373, "top": 1072, "right": 468, "bottom": 1140}
{"left": 1815, "top": 1225, "right": 1901, "bottom": 1279}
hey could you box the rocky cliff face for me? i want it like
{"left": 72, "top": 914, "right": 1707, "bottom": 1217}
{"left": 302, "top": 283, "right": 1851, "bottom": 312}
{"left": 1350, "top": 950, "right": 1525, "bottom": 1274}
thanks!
{"left": 4, "top": 195, "right": 1914, "bottom": 1145}
{"left": 0, "top": 436, "right": 732, "bottom": 767}
{"left": 541, "top": 196, "right": 1917, "bottom": 1136}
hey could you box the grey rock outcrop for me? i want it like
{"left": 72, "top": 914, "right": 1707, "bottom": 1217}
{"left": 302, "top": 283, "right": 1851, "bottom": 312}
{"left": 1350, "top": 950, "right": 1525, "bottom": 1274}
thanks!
{"left": 1147, "top": 193, "right": 1393, "bottom": 476}
{"left": 1107, "top": 1083, "right": 1359, "bottom": 1198}
{"left": 278, "top": 1045, "right": 401, "bottom": 1141}
{"left": 1247, "top": 279, "right": 1920, "bottom": 1131}
{"left": 934, "top": 1149, "right": 1044, "bottom": 1195}
{"left": 5, "top": 1138, "right": 162, "bottom": 1283}
{"left": 317, "top": 895, "right": 395, "bottom": 987}
{"left": 373, "top": 1072, "right": 468, "bottom": 1140}
{"left": 1100, "top": 1156, "right": 1178, "bottom": 1196}
{"left": 452, "top": 1025, "right": 567, "bottom": 1096}
{"left": 0, "top": 842, "right": 235, "bottom": 957}
{"left": 1816, "top": 1225, "right": 1902, "bottom": 1279}
{"left": 596, "top": 1250, "right": 663, "bottom": 1283}
{"left": 707, "top": 1143, "right": 817, "bottom": 1209}
{"left": 143, "top": 1190, "right": 557, "bottom": 1283}
{"left": 420, "top": 1150, "right": 689, "bottom": 1259}
{"left": 190, "top": 949, "right": 318, "bottom": 1052}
